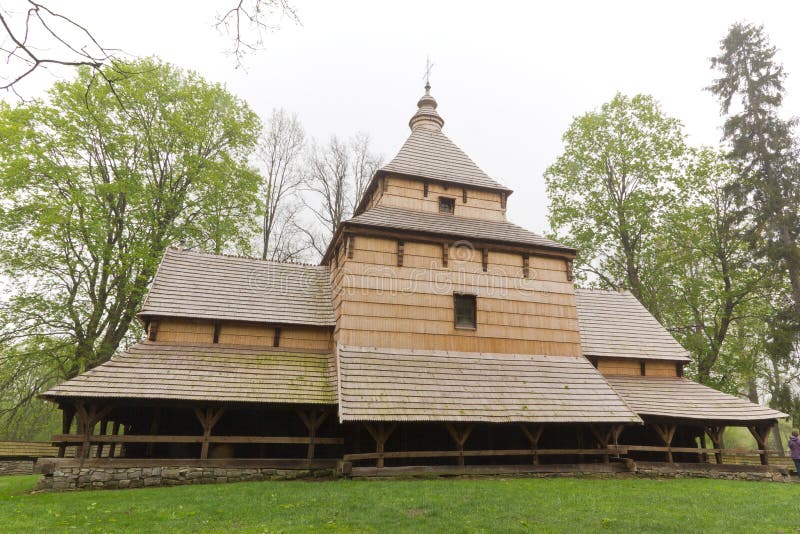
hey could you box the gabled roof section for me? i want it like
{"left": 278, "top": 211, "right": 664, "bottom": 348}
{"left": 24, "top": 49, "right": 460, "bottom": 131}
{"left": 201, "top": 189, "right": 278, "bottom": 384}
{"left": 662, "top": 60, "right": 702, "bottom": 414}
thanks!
{"left": 41, "top": 342, "right": 337, "bottom": 405}
{"left": 606, "top": 376, "right": 787, "bottom": 422}
{"left": 575, "top": 289, "right": 691, "bottom": 362}
{"left": 380, "top": 127, "right": 511, "bottom": 192}
{"left": 344, "top": 205, "right": 573, "bottom": 253}
{"left": 140, "top": 248, "right": 335, "bottom": 326}
{"left": 338, "top": 346, "right": 641, "bottom": 423}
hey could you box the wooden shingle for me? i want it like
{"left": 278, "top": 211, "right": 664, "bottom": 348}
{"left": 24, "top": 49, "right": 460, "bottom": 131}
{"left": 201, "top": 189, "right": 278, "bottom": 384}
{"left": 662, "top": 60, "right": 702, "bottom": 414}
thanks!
{"left": 41, "top": 342, "right": 337, "bottom": 405}
{"left": 381, "top": 127, "right": 511, "bottom": 192}
{"left": 337, "top": 346, "right": 641, "bottom": 423}
{"left": 346, "top": 205, "right": 573, "bottom": 252}
{"left": 139, "top": 248, "right": 335, "bottom": 326}
{"left": 606, "top": 376, "right": 787, "bottom": 422}
{"left": 575, "top": 288, "right": 692, "bottom": 362}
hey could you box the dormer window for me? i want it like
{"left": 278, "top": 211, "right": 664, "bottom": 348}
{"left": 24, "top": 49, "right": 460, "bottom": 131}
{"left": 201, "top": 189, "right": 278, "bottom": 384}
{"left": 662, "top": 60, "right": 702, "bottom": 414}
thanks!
{"left": 439, "top": 197, "right": 455, "bottom": 214}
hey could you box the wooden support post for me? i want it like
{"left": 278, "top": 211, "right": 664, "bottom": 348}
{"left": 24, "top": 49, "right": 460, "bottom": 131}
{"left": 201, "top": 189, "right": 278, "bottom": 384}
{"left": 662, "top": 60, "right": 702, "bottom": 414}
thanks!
{"left": 698, "top": 431, "right": 708, "bottom": 463}
{"left": 108, "top": 422, "right": 121, "bottom": 458}
{"left": 520, "top": 424, "right": 544, "bottom": 465}
{"left": 58, "top": 405, "right": 75, "bottom": 458}
{"left": 194, "top": 407, "right": 226, "bottom": 460}
{"left": 446, "top": 423, "right": 474, "bottom": 467}
{"left": 705, "top": 425, "right": 726, "bottom": 464}
{"left": 74, "top": 403, "right": 112, "bottom": 460}
{"left": 364, "top": 423, "right": 396, "bottom": 468}
{"left": 298, "top": 409, "right": 328, "bottom": 459}
{"left": 649, "top": 423, "right": 677, "bottom": 463}
{"left": 147, "top": 407, "right": 161, "bottom": 458}
{"left": 95, "top": 419, "right": 109, "bottom": 458}
{"left": 748, "top": 424, "right": 772, "bottom": 466}
{"left": 589, "top": 425, "right": 616, "bottom": 464}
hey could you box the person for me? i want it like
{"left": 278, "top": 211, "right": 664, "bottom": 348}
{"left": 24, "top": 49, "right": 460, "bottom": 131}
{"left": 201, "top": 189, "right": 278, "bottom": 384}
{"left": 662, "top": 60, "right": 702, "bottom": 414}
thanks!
{"left": 789, "top": 429, "right": 800, "bottom": 477}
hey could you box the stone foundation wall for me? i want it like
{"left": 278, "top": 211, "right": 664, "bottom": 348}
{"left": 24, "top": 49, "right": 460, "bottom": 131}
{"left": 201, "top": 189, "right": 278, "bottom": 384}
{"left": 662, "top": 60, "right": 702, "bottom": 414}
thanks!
{"left": 35, "top": 464, "right": 335, "bottom": 491}
{"left": 0, "top": 459, "right": 35, "bottom": 476}
{"left": 634, "top": 462, "right": 791, "bottom": 483}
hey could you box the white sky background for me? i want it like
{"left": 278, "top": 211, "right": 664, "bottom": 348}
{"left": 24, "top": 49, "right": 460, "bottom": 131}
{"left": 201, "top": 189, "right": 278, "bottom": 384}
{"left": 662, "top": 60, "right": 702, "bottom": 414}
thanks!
{"left": 4, "top": 0, "right": 800, "bottom": 236}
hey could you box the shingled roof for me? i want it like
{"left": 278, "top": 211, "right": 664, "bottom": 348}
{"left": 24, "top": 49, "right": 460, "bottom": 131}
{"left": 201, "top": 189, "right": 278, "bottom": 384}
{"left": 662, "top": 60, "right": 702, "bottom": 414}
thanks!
{"left": 381, "top": 127, "right": 510, "bottom": 192}
{"left": 575, "top": 289, "right": 691, "bottom": 362}
{"left": 606, "top": 376, "right": 787, "bottom": 422}
{"left": 41, "top": 342, "right": 337, "bottom": 405}
{"left": 337, "top": 346, "right": 641, "bottom": 423}
{"left": 345, "top": 205, "right": 573, "bottom": 252}
{"left": 140, "top": 248, "right": 335, "bottom": 326}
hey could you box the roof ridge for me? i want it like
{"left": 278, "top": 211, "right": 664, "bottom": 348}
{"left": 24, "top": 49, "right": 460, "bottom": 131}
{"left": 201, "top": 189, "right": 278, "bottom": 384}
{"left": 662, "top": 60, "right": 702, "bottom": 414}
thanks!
{"left": 166, "top": 247, "right": 326, "bottom": 269}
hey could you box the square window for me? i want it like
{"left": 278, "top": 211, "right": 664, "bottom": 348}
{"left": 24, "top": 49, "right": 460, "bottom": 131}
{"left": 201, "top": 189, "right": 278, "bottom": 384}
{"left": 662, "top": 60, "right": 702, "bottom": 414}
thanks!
{"left": 439, "top": 197, "right": 455, "bottom": 214}
{"left": 454, "top": 294, "right": 476, "bottom": 329}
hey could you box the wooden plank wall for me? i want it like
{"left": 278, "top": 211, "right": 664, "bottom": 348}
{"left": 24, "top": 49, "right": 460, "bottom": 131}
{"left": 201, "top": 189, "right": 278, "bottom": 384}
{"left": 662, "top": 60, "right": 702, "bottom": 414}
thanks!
{"left": 378, "top": 176, "right": 506, "bottom": 221}
{"left": 337, "top": 235, "right": 581, "bottom": 355}
{"left": 645, "top": 360, "right": 678, "bottom": 377}
{"left": 597, "top": 358, "right": 640, "bottom": 376}
{"left": 153, "top": 319, "right": 332, "bottom": 351}
{"left": 597, "top": 358, "right": 678, "bottom": 377}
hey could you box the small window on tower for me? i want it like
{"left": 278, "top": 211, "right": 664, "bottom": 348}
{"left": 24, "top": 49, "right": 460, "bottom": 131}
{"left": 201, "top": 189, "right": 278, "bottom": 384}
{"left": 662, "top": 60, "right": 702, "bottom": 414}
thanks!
{"left": 454, "top": 294, "right": 477, "bottom": 330}
{"left": 439, "top": 197, "right": 455, "bottom": 214}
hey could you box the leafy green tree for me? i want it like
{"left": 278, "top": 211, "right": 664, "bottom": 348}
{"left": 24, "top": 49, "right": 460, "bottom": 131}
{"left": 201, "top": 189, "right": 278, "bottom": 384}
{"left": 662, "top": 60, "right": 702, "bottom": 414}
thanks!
{"left": 651, "top": 149, "right": 769, "bottom": 391}
{"left": 709, "top": 22, "right": 800, "bottom": 314}
{"left": 709, "top": 22, "right": 800, "bottom": 416}
{"left": 544, "top": 93, "right": 686, "bottom": 317}
{"left": 0, "top": 58, "right": 260, "bottom": 435}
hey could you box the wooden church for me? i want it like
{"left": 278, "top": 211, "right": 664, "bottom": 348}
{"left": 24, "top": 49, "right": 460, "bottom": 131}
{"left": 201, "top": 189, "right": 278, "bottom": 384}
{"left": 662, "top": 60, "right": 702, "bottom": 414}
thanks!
{"left": 42, "top": 84, "right": 786, "bottom": 476}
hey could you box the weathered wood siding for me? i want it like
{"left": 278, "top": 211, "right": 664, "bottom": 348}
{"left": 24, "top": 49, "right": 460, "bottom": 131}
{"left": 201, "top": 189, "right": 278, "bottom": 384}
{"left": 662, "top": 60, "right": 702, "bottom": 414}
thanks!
{"left": 645, "top": 360, "right": 678, "bottom": 377}
{"left": 596, "top": 358, "right": 678, "bottom": 377}
{"left": 597, "top": 358, "right": 640, "bottom": 376}
{"left": 376, "top": 176, "right": 505, "bottom": 221}
{"left": 152, "top": 319, "right": 332, "bottom": 351}
{"left": 335, "top": 235, "right": 581, "bottom": 355}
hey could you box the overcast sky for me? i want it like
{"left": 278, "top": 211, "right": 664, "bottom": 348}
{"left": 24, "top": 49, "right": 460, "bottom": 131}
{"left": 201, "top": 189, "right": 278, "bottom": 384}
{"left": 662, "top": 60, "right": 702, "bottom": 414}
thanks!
{"left": 4, "top": 0, "right": 800, "bottom": 235}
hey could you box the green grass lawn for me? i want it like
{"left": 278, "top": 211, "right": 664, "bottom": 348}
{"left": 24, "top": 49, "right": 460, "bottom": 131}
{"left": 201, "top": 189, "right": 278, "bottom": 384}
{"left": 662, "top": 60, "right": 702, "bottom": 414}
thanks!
{"left": 1, "top": 474, "right": 798, "bottom": 533}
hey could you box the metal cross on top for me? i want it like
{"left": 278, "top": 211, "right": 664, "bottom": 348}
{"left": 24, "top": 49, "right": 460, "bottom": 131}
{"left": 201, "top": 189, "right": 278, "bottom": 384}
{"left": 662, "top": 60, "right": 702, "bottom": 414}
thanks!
{"left": 423, "top": 56, "right": 434, "bottom": 88}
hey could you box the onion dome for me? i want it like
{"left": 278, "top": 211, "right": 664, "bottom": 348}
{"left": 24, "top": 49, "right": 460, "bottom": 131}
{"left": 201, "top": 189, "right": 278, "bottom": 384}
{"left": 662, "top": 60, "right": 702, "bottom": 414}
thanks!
{"left": 408, "top": 82, "right": 445, "bottom": 131}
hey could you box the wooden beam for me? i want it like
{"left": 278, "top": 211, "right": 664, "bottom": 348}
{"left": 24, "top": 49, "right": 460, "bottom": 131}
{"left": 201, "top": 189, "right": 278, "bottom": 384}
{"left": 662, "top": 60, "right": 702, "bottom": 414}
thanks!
{"left": 445, "top": 423, "right": 474, "bottom": 466}
{"left": 520, "top": 424, "right": 543, "bottom": 464}
{"left": 194, "top": 407, "right": 226, "bottom": 460}
{"left": 108, "top": 422, "right": 121, "bottom": 459}
{"left": 705, "top": 425, "right": 726, "bottom": 464}
{"left": 148, "top": 320, "right": 159, "bottom": 341}
{"left": 147, "top": 407, "right": 161, "bottom": 458}
{"left": 589, "top": 425, "right": 616, "bottom": 463}
{"left": 52, "top": 434, "right": 344, "bottom": 445}
{"left": 58, "top": 405, "right": 75, "bottom": 458}
{"left": 649, "top": 423, "right": 677, "bottom": 463}
{"left": 298, "top": 409, "right": 328, "bottom": 459}
{"left": 364, "top": 422, "right": 396, "bottom": 468}
{"left": 95, "top": 419, "right": 109, "bottom": 458}
{"left": 748, "top": 424, "right": 772, "bottom": 466}
{"left": 213, "top": 321, "right": 221, "bottom": 344}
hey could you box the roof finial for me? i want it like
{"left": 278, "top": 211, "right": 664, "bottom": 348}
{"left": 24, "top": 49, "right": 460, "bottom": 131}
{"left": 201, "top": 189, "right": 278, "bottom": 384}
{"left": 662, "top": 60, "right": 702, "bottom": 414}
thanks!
{"left": 423, "top": 56, "right": 434, "bottom": 93}
{"left": 410, "top": 57, "right": 444, "bottom": 131}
